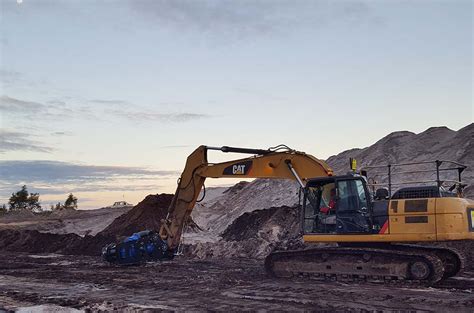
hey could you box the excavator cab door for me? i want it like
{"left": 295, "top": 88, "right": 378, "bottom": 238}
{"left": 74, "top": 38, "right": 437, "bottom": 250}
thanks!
{"left": 335, "top": 178, "right": 372, "bottom": 234}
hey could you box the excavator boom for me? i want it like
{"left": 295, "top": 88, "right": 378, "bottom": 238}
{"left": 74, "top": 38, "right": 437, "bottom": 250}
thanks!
{"left": 159, "top": 145, "right": 333, "bottom": 250}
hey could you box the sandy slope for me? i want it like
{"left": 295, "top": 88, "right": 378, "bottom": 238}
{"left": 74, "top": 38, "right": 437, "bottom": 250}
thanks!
{"left": 0, "top": 207, "right": 130, "bottom": 236}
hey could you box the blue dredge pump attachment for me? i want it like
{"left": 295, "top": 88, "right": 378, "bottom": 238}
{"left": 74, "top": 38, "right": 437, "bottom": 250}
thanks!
{"left": 102, "top": 230, "right": 175, "bottom": 265}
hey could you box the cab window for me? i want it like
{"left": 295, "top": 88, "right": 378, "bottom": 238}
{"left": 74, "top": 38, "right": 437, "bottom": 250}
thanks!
{"left": 336, "top": 179, "right": 370, "bottom": 233}
{"left": 304, "top": 181, "right": 337, "bottom": 234}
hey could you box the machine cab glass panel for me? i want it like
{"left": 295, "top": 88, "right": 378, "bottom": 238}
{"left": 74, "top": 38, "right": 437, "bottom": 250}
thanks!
{"left": 303, "top": 177, "right": 371, "bottom": 234}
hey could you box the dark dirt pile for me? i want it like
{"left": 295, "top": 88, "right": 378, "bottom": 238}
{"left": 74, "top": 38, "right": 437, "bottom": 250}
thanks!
{"left": 0, "top": 229, "right": 114, "bottom": 256}
{"left": 188, "top": 205, "right": 304, "bottom": 259}
{"left": 0, "top": 229, "right": 82, "bottom": 254}
{"left": 221, "top": 205, "right": 300, "bottom": 243}
{"left": 99, "top": 193, "right": 199, "bottom": 237}
{"left": 99, "top": 194, "right": 174, "bottom": 237}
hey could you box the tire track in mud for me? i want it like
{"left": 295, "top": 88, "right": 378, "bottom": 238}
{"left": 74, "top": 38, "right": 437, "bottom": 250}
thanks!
{"left": 0, "top": 252, "right": 473, "bottom": 312}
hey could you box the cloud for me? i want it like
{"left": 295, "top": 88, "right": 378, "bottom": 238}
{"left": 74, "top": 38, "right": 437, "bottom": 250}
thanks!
{"left": 20, "top": 184, "right": 162, "bottom": 196}
{"left": 0, "top": 95, "right": 44, "bottom": 113}
{"left": 0, "top": 130, "right": 53, "bottom": 153}
{"left": 0, "top": 160, "right": 178, "bottom": 183}
{"left": 130, "top": 0, "right": 278, "bottom": 35}
{"left": 89, "top": 99, "right": 130, "bottom": 106}
{"left": 2, "top": 95, "right": 209, "bottom": 123}
{"left": 128, "top": 0, "right": 373, "bottom": 40}
{"left": 108, "top": 109, "right": 210, "bottom": 122}
{"left": 0, "top": 160, "right": 179, "bottom": 200}
{"left": 51, "top": 131, "right": 73, "bottom": 136}
{"left": 0, "top": 94, "right": 75, "bottom": 120}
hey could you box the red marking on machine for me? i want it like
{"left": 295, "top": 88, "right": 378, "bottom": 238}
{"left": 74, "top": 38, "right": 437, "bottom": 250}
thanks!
{"left": 379, "top": 220, "right": 389, "bottom": 234}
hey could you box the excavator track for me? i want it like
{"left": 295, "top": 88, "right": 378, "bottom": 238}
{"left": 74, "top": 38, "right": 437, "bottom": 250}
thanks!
{"left": 337, "top": 243, "right": 465, "bottom": 280}
{"left": 387, "top": 244, "right": 464, "bottom": 279}
{"left": 265, "top": 247, "right": 445, "bottom": 286}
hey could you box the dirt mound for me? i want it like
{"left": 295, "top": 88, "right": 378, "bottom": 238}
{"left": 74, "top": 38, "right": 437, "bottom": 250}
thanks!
{"left": 0, "top": 229, "right": 114, "bottom": 256}
{"left": 0, "top": 229, "right": 80, "bottom": 254}
{"left": 99, "top": 194, "right": 173, "bottom": 237}
{"left": 191, "top": 179, "right": 300, "bottom": 240}
{"left": 326, "top": 124, "right": 473, "bottom": 194}
{"left": 221, "top": 205, "right": 300, "bottom": 242}
{"left": 99, "top": 193, "right": 199, "bottom": 237}
{"left": 222, "top": 181, "right": 250, "bottom": 194}
{"left": 65, "top": 233, "right": 116, "bottom": 256}
{"left": 189, "top": 205, "right": 303, "bottom": 259}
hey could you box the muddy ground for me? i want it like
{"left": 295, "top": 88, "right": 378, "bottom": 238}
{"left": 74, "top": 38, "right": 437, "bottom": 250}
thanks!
{"left": 0, "top": 252, "right": 473, "bottom": 312}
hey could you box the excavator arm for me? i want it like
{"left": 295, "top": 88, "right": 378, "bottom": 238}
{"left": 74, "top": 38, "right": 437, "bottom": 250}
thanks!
{"left": 159, "top": 145, "right": 333, "bottom": 250}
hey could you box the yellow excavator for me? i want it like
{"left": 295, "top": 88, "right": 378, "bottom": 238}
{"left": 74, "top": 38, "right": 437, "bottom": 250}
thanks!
{"left": 104, "top": 145, "right": 474, "bottom": 285}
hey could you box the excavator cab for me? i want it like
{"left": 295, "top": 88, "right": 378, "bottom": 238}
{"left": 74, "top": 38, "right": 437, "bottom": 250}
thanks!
{"left": 303, "top": 175, "right": 372, "bottom": 235}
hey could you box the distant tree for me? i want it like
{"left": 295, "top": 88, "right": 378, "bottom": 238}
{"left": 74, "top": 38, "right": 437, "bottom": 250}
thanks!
{"left": 8, "top": 185, "right": 28, "bottom": 210}
{"left": 27, "top": 192, "right": 42, "bottom": 212}
{"left": 64, "top": 193, "right": 78, "bottom": 210}
{"left": 8, "top": 185, "right": 42, "bottom": 212}
{"left": 0, "top": 204, "right": 7, "bottom": 215}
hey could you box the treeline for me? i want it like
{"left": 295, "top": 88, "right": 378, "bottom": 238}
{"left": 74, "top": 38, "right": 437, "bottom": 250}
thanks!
{"left": 0, "top": 185, "right": 78, "bottom": 214}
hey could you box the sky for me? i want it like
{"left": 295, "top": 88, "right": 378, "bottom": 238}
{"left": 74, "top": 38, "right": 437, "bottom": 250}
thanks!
{"left": 0, "top": 0, "right": 472, "bottom": 209}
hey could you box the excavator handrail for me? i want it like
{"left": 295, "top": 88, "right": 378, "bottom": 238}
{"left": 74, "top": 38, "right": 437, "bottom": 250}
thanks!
{"left": 360, "top": 159, "right": 467, "bottom": 197}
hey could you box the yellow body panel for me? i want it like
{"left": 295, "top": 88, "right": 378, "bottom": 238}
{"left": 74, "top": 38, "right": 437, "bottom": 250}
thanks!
{"left": 304, "top": 197, "right": 474, "bottom": 243}
{"left": 389, "top": 199, "right": 436, "bottom": 235}
{"left": 436, "top": 197, "right": 474, "bottom": 240}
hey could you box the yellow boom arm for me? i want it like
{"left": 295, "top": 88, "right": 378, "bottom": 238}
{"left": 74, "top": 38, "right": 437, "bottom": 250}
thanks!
{"left": 159, "top": 145, "right": 333, "bottom": 249}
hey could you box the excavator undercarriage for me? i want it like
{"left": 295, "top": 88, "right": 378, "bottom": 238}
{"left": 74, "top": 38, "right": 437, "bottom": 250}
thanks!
{"left": 265, "top": 243, "right": 464, "bottom": 285}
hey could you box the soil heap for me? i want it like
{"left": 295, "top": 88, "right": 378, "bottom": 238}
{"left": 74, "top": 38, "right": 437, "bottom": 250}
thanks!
{"left": 99, "top": 193, "right": 199, "bottom": 237}
{"left": 221, "top": 205, "right": 300, "bottom": 243}
{"left": 188, "top": 205, "right": 304, "bottom": 259}
{"left": 99, "top": 194, "right": 174, "bottom": 237}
